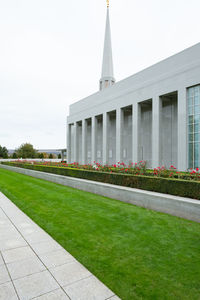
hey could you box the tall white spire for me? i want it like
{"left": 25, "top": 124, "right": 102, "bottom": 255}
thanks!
{"left": 99, "top": 1, "right": 115, "bottom": 90}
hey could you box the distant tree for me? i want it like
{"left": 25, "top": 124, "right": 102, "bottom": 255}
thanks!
{"left": 38, "top": 152, "right": 49, "bottom": 159}
{"left": 43, "top": 152, "right": 49, "bottom": 158}
{"left": 58, "top": 153, "right": 61, "bottom": 159}
{"left": 12, "top": 152, "right": 17, "bottom": 159}
{"left": 38, "top": 153, "right": 44, "bottom": 159}
{"left": 49, "top": 153, "right": 53, "bottom": 159}
{"left": 16, "top": 143, "right": 37, "bottom": 158}
{"left": 0, "top": 146, "right": 8, "bottom": 158}
{"left": 3, "top": 147, "right": 8, "bottom": 158}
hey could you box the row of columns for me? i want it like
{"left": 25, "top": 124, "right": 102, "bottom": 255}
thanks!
{"left": 67, "top": 88, "right": 187, "bottom": 170}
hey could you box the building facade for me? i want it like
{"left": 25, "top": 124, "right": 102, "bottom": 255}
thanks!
{"left": 67, "top": 3, "right": 200, "bottom": 171}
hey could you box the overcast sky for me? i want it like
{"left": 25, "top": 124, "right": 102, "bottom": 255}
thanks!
{"left": 1, "top": 0, "right": 200, "bottom": 149}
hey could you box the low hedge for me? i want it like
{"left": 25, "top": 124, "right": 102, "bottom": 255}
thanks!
{"left": 1, "top": 161, "right": 200, "bottom": 200}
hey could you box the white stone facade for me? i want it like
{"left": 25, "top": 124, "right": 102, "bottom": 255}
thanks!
{"left": 67, "top": 42, "right": 200, "bottom": 171}
{"left": 67, "top": 5, "right": 200, "bottom": 171}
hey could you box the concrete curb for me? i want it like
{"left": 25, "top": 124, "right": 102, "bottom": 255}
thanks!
{"left": 1, "top": 164, "right": 200, "bottom": 223}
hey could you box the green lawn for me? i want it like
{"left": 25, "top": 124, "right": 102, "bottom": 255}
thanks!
{"left": 0, "top": 168, "right": 200, "bottom": 300}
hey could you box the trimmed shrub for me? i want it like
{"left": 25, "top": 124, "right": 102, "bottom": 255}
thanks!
{"left": 1, "top": 161, "right": 200, "bottom": 200}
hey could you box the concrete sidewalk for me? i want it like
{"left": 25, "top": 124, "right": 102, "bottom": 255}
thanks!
{"left": 0, "top": 192, "right": 120, "bottom": 300}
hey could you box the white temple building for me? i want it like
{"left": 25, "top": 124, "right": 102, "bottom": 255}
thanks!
{"left": 67, "top": 1, "right": 200, "bottom": 171}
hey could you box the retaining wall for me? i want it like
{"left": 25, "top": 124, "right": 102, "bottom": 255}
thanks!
{"left": 1, "top": 164, "right": 199, "bottom": 223}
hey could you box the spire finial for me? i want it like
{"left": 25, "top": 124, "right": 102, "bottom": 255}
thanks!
{"left": 100, "top": 0, "right": 115, "bottom": 90}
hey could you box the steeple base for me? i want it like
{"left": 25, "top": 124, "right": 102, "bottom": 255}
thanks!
{"left": 100, "top": 76, "right": 115, "bottom": 90}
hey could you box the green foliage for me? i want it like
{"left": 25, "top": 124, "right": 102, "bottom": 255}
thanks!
{"left": 2, "top": 161, "right": 200, "bottom": 200}
{"left": 12, "top": 152, "right": 17, "bottom": 159}
{"left": 16, "top": 143, "right": 37, "bottom": 158}
{"left": 49, "top": 153, "right": 53, "bottom": 159}
{"left": 38, "top": 152, "right": 44, "bottom": 159}
{"left": 0, "top": 168, "right": 199, "bottom": 300}
{"left": 58, "top": 153, "right": 61, "bottom": 159}
{"left": 0, "top": 145, "right": 8, "bottom": 158}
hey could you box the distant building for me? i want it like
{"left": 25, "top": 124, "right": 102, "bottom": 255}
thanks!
{"left": 37, "top": 149, "right": 66, "bottom": 160}
{"left": 67, "top": 1, "right": 200, "bottom": 171}
{"left": 8, "top": 149, "right": 66, "bottom": 160}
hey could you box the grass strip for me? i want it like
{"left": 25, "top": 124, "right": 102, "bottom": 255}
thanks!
{"left": 0, "top": 168, "right": 200, "bottom": 300}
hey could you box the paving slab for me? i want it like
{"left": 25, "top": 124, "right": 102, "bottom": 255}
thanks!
{"left": 63, "top": 275, "right": 114, "bottom": 300}
{"left": 33, "top": 288, "right": 70, "bottom": 300}
{"left": 24, "top": 231, "right": 52, "bottom": 244}
{"left": 50, "top": 261, "right": 92, "bottom": 287}
{"left": 0, "top": 191, "right": 120, "bottom": 300}
{"left": 0, "top": 254, "right": 4, "bottom": 266}
{"left": 31, "top": 240, "right": 62, "bottom": 255}
{"left": 13, "top": 270, "right": 59, "bottom": 300}
{"left": 0, "top": 281, "right": 18, "bottom": 300}
{"left": 2, "top": 246, "right": 35, "bottom": 264}
{"left": 0, "top": 236, "right": 27, "bottom": 251}
{"left": 39, "top": 249, "right": 75, "bottom": 268}
{"left": 0, "top": 227, "right": 20, "bottom": 241}
{"left": 7, "top": 256, "right": 46, "bottom": 280}
{"left": 0, "top": 264, "right": 10, "bottom": 285}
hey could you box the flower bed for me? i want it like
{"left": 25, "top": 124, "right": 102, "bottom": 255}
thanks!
{"left": 1, "top": 160, "right": 200, "bottom": 200}
{"left": 2, "top": 160, "right": 200, "bottom": 180}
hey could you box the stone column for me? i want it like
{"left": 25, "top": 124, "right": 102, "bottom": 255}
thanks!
{"left": 91, "top": 116, "right": 96, "bottom": 164}
{"left": 132, "top": 103, "right": 140, "bottom": 164}
{"left": 73, "top": 122, "right": 77, "bottom": 163}
{"left": 61, "top": 150, "right": 65, "bottom": 161}
{"left": 116, "top": 108, "right": 122, "bottom": 163}
{"left": 67, "top": 123, "right": 71, "bottom": 163}
{"left": 177, "top": 88, "right": 187, "bottom": 171}
{"left": 82, "top": 119, "right": 86, "bottom": 165}
{"left": 152, "top": 96, "right": 161, "bottom": 168}
{"left": 103, "top": 112, "right": 108, "bottom": 165}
